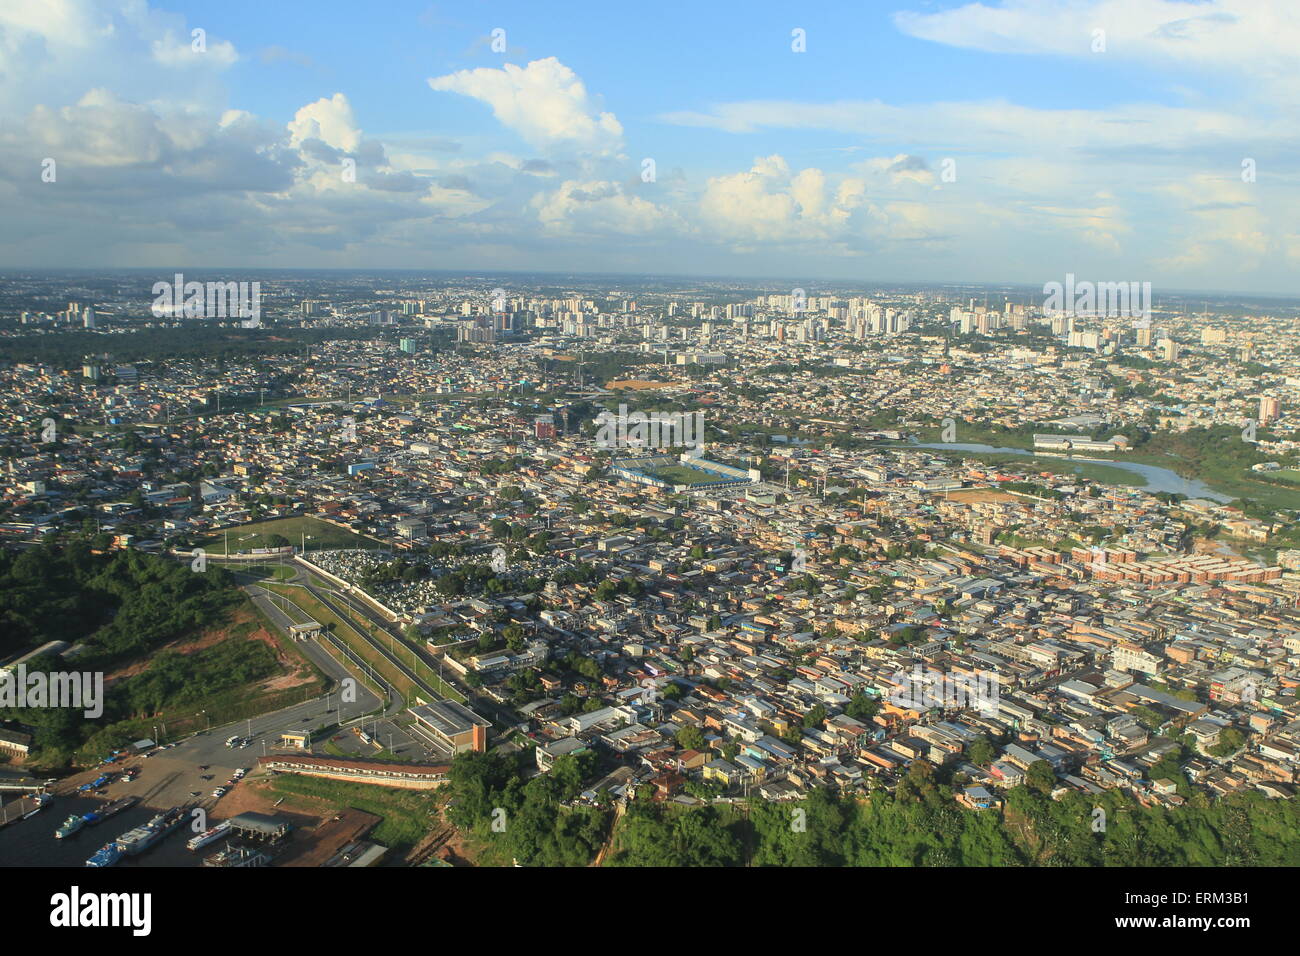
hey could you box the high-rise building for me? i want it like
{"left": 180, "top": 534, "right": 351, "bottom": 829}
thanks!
{"left": 1260, "top": 396, "right": 1281, "bottom": 424}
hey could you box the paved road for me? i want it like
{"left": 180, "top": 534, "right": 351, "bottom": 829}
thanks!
{"left": 128, "top": 578, "right": 390, "bottom": 773}
{"left": 245, "top": 579, "right": 456, "bottom": 760}
{"left": 296, "top": 569, "right": 520, "bottom": 731}
{"left": 246, "top": 583, "right": 388, "bottom": 715}
{"left": 227, "top": 555, "right": 520, "bottom": 738}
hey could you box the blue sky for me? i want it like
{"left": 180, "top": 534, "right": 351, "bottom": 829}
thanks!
{"left": 2, "top": 0, "right": 1297, "bottom": 293}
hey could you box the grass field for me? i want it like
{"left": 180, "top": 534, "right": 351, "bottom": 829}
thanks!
{"left": 200, "top": 515, "right": 383, "bottom": 554}
{"left": 647, "top": 464, "right": 727, "bottom": 485}
{"left": 261, "top": 774, "right": 439, "bottom": 851}
{"left": 239, "top": 563, "right": 298, "bottom": 582}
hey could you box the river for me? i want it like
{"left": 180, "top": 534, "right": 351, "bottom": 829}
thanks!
{"left": 0, "top": 795, "right": 200, "bottom": 867}
{"left": 906, "top": 442, "right": 1231, "bottom": 502}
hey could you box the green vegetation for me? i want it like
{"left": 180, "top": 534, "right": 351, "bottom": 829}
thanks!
{"left": 905, "top": 419, "right": 1300, "bottom": 513}
{"left": 0, "top": 542, "right": 324, "bottom": 766}
{"left": 263, "top": 774, "right": 437, "bottom": 851}
{"left": 444, "top": 745, "right": 1300, "bottom": 868}
{"left": 608, "top": 803, "right": 743, "bottom": 866}
{"left": 645, "top": 464, "right": 724, "bottom": 486}
{"left": 605, "top": 780, "right": 1300, "bottom": 866}
{"left": 0, "top": 324, "right": 384, "bottom": 367}
{"left": 903, "top": 442, "right": 1151, "bottom": 489}
{"left": 264, "top": 582, "right": 462, "bottom": 702}
{"left": 446, "top": 750, "right": 610, "bottom": 866}
{"left": 121, "top": 640, "right": 279, "bottom": 715}
{"left": 0, "top": 541, "right": 236, "bottom": 665}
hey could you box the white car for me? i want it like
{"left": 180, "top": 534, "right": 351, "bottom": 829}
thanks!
{"left": 211, "top": 787, "right": 227, "bottom": 798}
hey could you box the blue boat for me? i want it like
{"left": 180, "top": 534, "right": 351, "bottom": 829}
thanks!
{"left": 77, "top": 773, "right": 112, "bottom": 793}
{"left": 85, "top": 842, "right": 123, "bottom": 867}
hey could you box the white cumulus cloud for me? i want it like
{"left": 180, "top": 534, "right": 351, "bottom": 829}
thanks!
{"left": 428, "top": 57, "right": 623, "bottom": 157}
{"left": 288, "top": 93, "right": 362, "bottom": 153}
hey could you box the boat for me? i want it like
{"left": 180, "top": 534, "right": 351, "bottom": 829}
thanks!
{"left": 77, "top": 773, "right": 111, "bottom": 793}
{"left": 55, "top": 814, "right": 86, "bottom": 839}
{"left": 85, "top": 842, "right": 123, "bottom": 867}
{"left": 83, "top": 795, "right": 139, "bottom": 826}
{"left": 22, "top": 793, "right": 52, "bottom": 819}
{"left": 117, "top": 806, "right": 187, "bottom": 857}
{"left": 187, "top": 820, "right": 231, "bottom": 852}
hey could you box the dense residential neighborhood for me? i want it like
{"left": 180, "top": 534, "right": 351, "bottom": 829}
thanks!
{"left": 5, "top": 276, "right": 1300, "bottom": 843}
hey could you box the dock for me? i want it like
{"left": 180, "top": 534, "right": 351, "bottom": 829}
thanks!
{"left": 0, "top": 792, "right": 50, "bottom": 828}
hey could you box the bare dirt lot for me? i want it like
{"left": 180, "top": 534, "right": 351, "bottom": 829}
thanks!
{"left": 606, "top": 379, "right": 670, "bottom": 390}
{"left": 944, "top": 488, "right": 1023, "bottom": 504}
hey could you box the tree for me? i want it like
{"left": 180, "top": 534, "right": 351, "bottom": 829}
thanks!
{"left": 803, "top": 703, "right": 827, "bottom": 729}
{"left": 1210, "top": 727, "right": 1245, "bottom": 758}
{"left": 846, "top": 692, "right": 879, "bottom": 721}
{"left": 676, "top": 725, "right": 705, "bottom": 751}
{"left": 968, "top": 736, "right": 996, "bottom": 767}
{"left": 503, "top": 624, "right": 525, "bottom": 653}
{"left": 1026, "top": 759, "right": 1056, "bottom": 795}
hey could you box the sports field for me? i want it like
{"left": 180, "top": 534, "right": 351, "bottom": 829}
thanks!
{"left": 644, "top": 464, "right": 724, "bottom": 485}
{"left": 199, "top": 515, "right": 383, "bottom": 554}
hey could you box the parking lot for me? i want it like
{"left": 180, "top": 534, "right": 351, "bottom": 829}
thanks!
{"left": 324, "top": 715, "right": 453, "bottom": 764}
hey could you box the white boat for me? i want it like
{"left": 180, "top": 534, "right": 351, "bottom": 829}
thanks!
{"left": 187, "top": 820, "right": 231, "bottom": 851}
{"left": 22, "top": 793, "right": 52, "bottom": 819}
